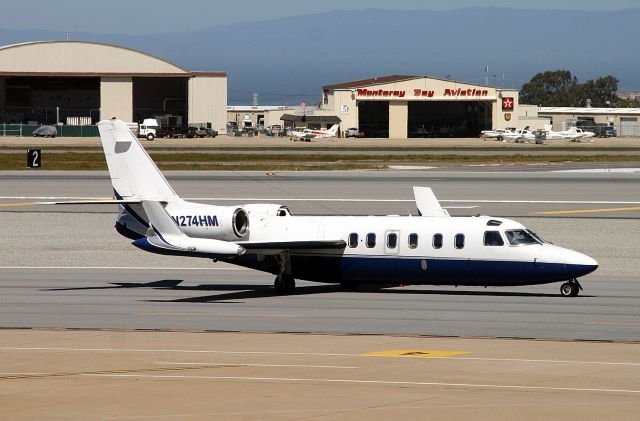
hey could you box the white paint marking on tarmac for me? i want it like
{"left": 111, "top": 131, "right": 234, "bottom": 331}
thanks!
{"left": 82, "top": 373, "right": 640, "bottom": 395}
{"left": 154, "top": 362, "right": 358, "bottom": 369}
{"left": 2, "top": 347, "right": 640, "bottom": 367}
{"left": 4, "top": 196, "right": 640, "bottom": 205}
{"left": 0, "top": 266, "right": 246, "bottom": 271}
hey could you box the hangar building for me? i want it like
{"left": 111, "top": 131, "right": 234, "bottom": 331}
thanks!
{"left": 322, "top": 75, "right": 519, "bottom": 138}
{"left": 539, "top": 107, "right": 640, "bottom": 137}
{"left": 0, "top": 41, "right": 227, "bottom": 133}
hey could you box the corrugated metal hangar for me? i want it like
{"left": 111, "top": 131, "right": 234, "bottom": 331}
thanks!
{"left": 0, "top": 41, "right": 227, "bottom": 133}
{"left": 322, "top": 75, "right": 520, "bottom": 138}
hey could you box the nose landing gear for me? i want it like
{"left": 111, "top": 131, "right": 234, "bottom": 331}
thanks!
{"left": 560, "top": 278, "right": 582, "bottom": 297}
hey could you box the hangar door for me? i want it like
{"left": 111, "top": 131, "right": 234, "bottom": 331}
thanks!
{"left": 358, "top": 101, "right": 389, "bottom": 138}
{"left": 408, "top": 101, "right": 491, "bottom": 138}
{"left": 620, "top": 117, "right": 637, "bottom": 137}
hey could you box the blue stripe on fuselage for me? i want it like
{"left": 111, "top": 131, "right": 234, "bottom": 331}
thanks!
{"left": 229, "top": 254, "right": 597, "bottom": 287}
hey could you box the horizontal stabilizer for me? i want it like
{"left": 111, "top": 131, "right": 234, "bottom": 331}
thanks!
{"left": 36, "top": 199, "right": 143, "bottom": 205}
{"left": 413, "top": 186, "right": 450, "bottom": 217}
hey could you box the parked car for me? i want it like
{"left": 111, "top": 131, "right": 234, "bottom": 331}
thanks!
{"left": 201, "top": 128, "right": 218, "bottom": 138}
{"left": 345, "top": 127, "right": 362, "bottom": 138}
{"left": 267, "top": 124, "right": 283, "bottom": 136}
{"left": 33, "top": 125, "right": 57, "bottom": 138}
{"left": 184, "top": 127, "right": 199, "bottom": 138}
{"left": 596, "top": 126, "right": 617, "bottom": 138}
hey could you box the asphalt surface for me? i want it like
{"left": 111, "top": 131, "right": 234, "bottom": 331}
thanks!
{"left": 3, "top": 330, "right": 639, "bottom": 420}
{"left": 1, "top": 170, "right": 639, "bottom": 341}
{"left": 2, "top": 169, "right": 640, "bottom": 217}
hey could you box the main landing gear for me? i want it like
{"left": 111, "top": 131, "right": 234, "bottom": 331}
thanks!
{"left": 273, "top": 251, "right": 295, "bottom": 294}
{"left": 560, "top": 278, "right": 583, "bottom": 297}
{"left": 274, "top": 273, "right": 295, "bottom": 294}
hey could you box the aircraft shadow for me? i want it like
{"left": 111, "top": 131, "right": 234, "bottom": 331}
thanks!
{"left": 43, "top": 279, "right": 589, "bottom": 300}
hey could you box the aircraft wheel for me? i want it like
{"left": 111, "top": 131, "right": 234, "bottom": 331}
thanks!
{"left": 560, "top": 281, "right": 579, "bottom": 297}
{"left": 274, "top": 274, "right": 295, "bottom": 294}
{"left": 340, "top": 280, "right": 360, "bottom": 292}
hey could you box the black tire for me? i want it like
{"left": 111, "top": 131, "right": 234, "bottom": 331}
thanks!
{"left": 146, "top": 133, "right": 155, "bottom": 141}
{"left": 274, "top": 274, "right": 295, "bottom": 294}
{"left": 560, "top": 282, "right": 579, "bottom": 297}
{"left": 340, "top": 281, "right": 360, "bottom": 292}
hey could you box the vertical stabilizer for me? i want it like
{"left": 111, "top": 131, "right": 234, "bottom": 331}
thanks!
{"left": 97, "top": 119, "right": 180, "bottom": 202}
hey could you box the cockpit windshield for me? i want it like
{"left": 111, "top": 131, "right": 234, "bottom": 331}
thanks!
{"left": 504, "top": 229, "right": 542, "bottom": 246}
{"left": 525, "top": 229, "right": 547, "bottom": 244}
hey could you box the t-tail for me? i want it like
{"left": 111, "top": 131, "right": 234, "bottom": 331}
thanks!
{"left": 97, "top": 119, "right": 182, "bottom": 240}
{"left": 97, "top": 119, "right": 180, "bottom": 203}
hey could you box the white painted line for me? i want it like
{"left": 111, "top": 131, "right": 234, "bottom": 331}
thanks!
{"left": 4, "top": 196, "right": 640, "bottom": 205}
{"left": 154, "top": 362, "right": 358, "bottom": 369}
{"left": 0, "top": 266, "right": 246, "bottom": 271}
{"left": 0, "top": 372, "right": 48, "bottom": 375}
{"left": 2, "top": 347, "right": 639, "bottom": 367}
{"left": 82, "top": 374, "right": 640, "bottom": 394}
{"left": 0, "top": 347, "right": 354, "bottom": 357}
{"left": 552, "top": 168, "right": 640, "bottom": 173}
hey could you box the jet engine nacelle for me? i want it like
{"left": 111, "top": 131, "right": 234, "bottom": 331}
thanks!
{"left": 168, "top": 205, "right": 249, "bottom": 241}
{"left": 242, "top": 203, "right": 291, "bottom": 217}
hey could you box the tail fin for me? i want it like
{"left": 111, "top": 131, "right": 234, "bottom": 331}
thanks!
{"left": 97, "top": 119, "right": 180, "bottom": 203}
{"left": 327, "top": 124, "right": 339, "bottom": 135}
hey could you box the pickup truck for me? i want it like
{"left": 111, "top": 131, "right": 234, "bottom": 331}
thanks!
{"left": 155, "top": 127, "right": 184, "bottom": 138}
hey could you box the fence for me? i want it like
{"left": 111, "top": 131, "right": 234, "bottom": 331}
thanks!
{"left": 0, "top": 123, "right": 99, "bottom": 137}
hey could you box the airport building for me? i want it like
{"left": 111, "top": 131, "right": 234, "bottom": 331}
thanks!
{"left": 538, "top": 107, "right": 640, "bottom": 136}
{"left": 321, "top": 75, "right": 520, "bottom": 138}
{"left": 0, "top": 41, "right": 227, "bottom": 133}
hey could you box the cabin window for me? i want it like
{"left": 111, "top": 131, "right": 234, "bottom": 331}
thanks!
{"left": 484, "top": 231, "right": 504, "bottom": 246}
{"left": 366, "top": 233, "right": 376, "bottom": 248}
{"left": 454, "top": 233, "right": 465, "bottom": 249}
{"left": 432, "top": 233, "right": 443, "bottom": 249}
{"left": 387, "top": 233, "right": 398, "bottom": 249}
{"left": 348, "top": 233, "right": 358, "bottom": 248}
{"left": 408, "top": 233, "right": 418, "bottom": 249}
{"left": 505, "top": 230, "right": 539, "bottom": 246}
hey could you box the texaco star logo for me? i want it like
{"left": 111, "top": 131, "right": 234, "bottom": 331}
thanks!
{"left": 502, "top": 97, "right": 514, "bottom": 110}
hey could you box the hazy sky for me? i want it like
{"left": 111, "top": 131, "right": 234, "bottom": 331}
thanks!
{"left": 1, "top": 0, "right": 638, "bottom": 34}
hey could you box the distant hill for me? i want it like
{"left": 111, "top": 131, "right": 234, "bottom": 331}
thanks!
{"left": 2, "top": 8, "right": 639, "bottom": 105}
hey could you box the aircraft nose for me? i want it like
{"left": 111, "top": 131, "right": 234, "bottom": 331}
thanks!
{"left": 563, "top": 249, "right": 598, "bottom": 277}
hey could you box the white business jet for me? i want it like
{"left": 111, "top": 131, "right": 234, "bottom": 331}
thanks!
{"left": 289, "top": 124, "right": 339, "bottom": 141}
{"left": 71, "top": 119, "right": 597, "bottom": 296}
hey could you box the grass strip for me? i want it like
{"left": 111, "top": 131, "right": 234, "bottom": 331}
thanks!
{"left": 1, "top": 151, "right": 639, "bottom": 171}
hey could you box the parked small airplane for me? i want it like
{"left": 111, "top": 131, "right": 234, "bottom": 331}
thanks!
{"left": 480, "top": 127, "right": 516, "bottom": 141}
{"left": 561, "top": 127, "right": 596, "bottom": 142}
{"left": 55, "top": 119, "right": 597, "bottom": 296}
{"left": 289, "top": 124, "right": 339, "bottom": 141}
{"left": 502, "top": 126, "right": 536, "bottom": 143}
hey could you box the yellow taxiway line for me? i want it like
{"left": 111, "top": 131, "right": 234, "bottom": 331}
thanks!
{"left": 533, "top": 206, "right": 640, "bottom": 215}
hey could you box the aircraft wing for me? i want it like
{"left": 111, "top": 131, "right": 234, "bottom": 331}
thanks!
{"left": 237, "top": 240, "right": 346, "bottom": 254}
{"left": 413, "top": 186, "right": 450, "bottom": 217}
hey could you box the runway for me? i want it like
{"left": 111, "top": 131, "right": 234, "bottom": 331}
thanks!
{"left": 1, "top": 169, "right": 639, "bottom": 341}
{"left": 2, "top": 168, "right": 640, "bottom": 217}
{"left": 0, "top": 268, "right": 637, "bottom": 341}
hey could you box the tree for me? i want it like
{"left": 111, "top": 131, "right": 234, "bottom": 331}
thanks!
{"left": 521, "top": 71, "right": 637, "bottom": 107}
{"left": 520, "top": 70, "right": 577, "bottom": 106}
